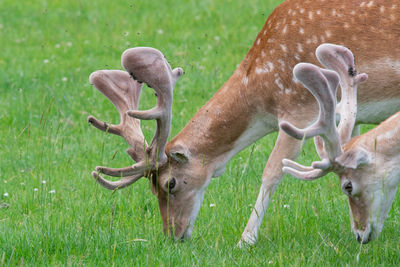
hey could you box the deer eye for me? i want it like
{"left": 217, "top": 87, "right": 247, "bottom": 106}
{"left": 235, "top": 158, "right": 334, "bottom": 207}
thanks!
{"left": 166, "top": 178, "right": 176, "bottom": 194}
{"left": 342, "top": 181, "right": 353, "bottom": 195}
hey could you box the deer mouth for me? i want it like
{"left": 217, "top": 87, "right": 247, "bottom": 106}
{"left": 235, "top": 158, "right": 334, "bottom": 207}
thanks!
{"left": 354, "top": 223, "right": 373, "bottom": 244}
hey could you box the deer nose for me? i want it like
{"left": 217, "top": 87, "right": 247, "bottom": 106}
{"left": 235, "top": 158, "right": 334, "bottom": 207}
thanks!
{"left": 356, "top": 231, "right": 372, "bottom": 244}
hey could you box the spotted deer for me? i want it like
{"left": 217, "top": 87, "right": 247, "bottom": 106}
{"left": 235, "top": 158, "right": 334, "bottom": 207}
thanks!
{"left": 280, "top": 49, "right": 400, "bottom": 244}
{"left": 87, "top": 0, "right": 400, "bottom": 245}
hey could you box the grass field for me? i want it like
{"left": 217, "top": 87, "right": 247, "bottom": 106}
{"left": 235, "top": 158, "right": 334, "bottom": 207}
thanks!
{"left": 1, "top": 0, "right": 400, "bottom": 266}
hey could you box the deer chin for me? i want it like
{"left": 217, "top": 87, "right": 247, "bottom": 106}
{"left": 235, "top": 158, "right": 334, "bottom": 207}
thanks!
{"left": 353, "top": 223, "right": 373, "bottom": 244}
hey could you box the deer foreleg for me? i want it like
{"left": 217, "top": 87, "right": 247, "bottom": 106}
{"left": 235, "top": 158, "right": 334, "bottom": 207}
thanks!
{"left": 238, "top": 131, "right": 302, "bottom": 247}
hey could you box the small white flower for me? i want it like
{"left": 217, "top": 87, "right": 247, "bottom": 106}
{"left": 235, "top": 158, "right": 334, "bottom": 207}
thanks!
{"left": 55, "top": 44, "right": 61, "bottom": 48}
{"left": 4, "top": 180, "right": 7, "bottom": 184}
{"left": 3, "top": 192, "right": 9, "bottom": 197}
{"left": 268, "top": 260, "right": 273, "bottom": 264}
{"left": 283, "top": 204, "right": 290, "bottom": 209}
{"left": 214, "top": 36, "right": 220, "bottom": 41}
{"left": 49, "top": 190, "right": 55, "bottom": 194}
{"left": 67, "top": 42, "right": 72, "bottom": 47}
{"left": 34, "top": 188, "right": 38, "bottom": 192}
{"left": 209, "top": 203, "right": 216, "bottom": 207}
{"left": 43, "top": 59, "right": 49, "bottom": 64}
{"left": 20, "top": 182, "right": 25, "bottom": 186}
{"left": 42, "top": 180, "right": 46, "bottom": 184}
{"left": 157, "top": 29, "right": 163, "bottom": 34}
{"left": 62, "top": 77, "right": 68, "bottom": 82}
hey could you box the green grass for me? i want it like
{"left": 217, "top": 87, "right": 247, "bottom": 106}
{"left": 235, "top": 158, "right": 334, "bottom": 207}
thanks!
{"left": 1, "top": 0, "right": 400, "bottom": 265}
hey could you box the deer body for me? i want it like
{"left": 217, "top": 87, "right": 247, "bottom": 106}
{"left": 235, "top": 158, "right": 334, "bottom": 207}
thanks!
{"left": 88, "top": 0, "right": 400, "bottom": 244}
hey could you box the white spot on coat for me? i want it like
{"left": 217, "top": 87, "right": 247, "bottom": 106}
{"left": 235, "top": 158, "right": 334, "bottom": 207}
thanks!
{"left": 280, "top": 44, "right": 287, "bottom": 52}
{"left": 297, "top": 43, "right": 303, "bottom": 52}
{"left": 275, "top": 77, "right": 284, "bottom": 90}
{"left": 256, "top": 38, "right": 260, "bottom": 45}
{"left": 282, "top": 25, "right": 288, "bottom": 34}
{"left": 263, "top": 62, "right": 274, "bottom": 73}
{"left": 325, "top": 30, "right": 332, "bottom": 38}
{"left": 277, "top": 59, "right": 286, "bottom": 71}
{"left": 308, "top": 11, "right": 313, "bottom": 19}
{"left": 299, "top": 27, "right": 304, "bottom": 34}
{"left": 242, "top": 76, "right": 248, "bottom": 86}
{"left": 367, "top": 1, "right": 374, "bottom": 8}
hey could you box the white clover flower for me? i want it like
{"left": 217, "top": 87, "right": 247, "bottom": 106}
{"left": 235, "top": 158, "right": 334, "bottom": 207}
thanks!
{"left": 67, "top": 42, "right": 72, "bottom": 47}
{"left": 49, "top": 190, "right": 55, "bottom": 194}
{"left": 43, "top": 59, "right": 49, "bottom": 64}
{"left": 34, "top": 188, "right": 38, "bottom": 192}
{"left": 157, "top": 29, "right": 163, "bottom": 34}
{"left": 62, "top": 77, "right": 68, "bottom": 82}
{"left": 268, "top": 260, "right": 273, "bottom": 264}
{"left": 42, "top": 180, "right": 46, "bottom": 184}
{"left": 283, "top": 204, "right": 290, "bottom": 209}
{"left": 20, "top": 182, "right": 25, "bottom": 186}
{"left": 4, "top": 180, "right": 7, "bottom": 184}
{"left": 209, "top": 203, "right": 216, "bottom": 207}
{"left": 3, "top": 192, "right": 9, "bottom": 197}
{"left": 55, "top": 44, "right": 61, "bottom": 48}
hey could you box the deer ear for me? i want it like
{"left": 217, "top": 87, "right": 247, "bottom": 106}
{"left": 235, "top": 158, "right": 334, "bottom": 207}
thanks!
{"left": 335, "top": 147, "right": 371, "bottom": 169}
{"left": 169, "top": 144, "right": 190, "bottom": 163}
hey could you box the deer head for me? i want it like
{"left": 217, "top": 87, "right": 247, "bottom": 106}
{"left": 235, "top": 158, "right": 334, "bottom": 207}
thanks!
{"left": 88, "top": 47, "right": 209, "bottom": 240}
{"left": 280, "top": 44, "right": 400, "bottom": 244}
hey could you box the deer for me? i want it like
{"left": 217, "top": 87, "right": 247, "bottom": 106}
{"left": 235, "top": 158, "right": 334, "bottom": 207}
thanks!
{"left": 280, "top": 47, "right": 400, "bottom": 244}
{"left": 87, "top": 0, "right": 400, "bottom": 246}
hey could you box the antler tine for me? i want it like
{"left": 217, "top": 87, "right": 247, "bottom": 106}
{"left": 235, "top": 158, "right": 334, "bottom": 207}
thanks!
{"left": 92, "top": 171, "right": 143, "bottom": 190}
{"left": 88, "top": 70, "right": 147, "bottom": 163}
{"left": 282, "top": 159, "right": 327, "bottom": 180}
{"left": 122, "top": 47, "right": 183, "bottom": 167}
{"left": 316, "top": 44, "right": 368, "bottom": 144}
{"left": 280, "top": 63, "right": 343, "bottom": 160}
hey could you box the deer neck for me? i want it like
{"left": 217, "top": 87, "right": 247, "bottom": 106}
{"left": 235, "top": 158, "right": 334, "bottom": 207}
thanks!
{"left": 168, "top": 67, "right": 278, "bottom": 177}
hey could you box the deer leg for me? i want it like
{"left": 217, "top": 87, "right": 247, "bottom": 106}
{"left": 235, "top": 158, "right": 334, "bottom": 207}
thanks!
{"left": 238, "top": 130, "right": 302, "bottom": 247}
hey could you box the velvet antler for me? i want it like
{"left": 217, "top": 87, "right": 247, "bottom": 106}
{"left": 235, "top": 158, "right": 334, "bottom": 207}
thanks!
{"left": 88, "top": 47, "right": 183, "bottom": 190}
{"left": 280, "top": 44, "right": 368, "bottom": 180}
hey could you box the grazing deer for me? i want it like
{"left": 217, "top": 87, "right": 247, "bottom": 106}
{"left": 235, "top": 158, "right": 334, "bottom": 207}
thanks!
{"left": 280, "top": 45, "right": 400, "bottom": 244}
{"left": 87, "top": 0, "right": 400, "bottom": 245}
